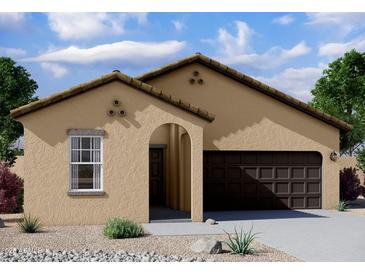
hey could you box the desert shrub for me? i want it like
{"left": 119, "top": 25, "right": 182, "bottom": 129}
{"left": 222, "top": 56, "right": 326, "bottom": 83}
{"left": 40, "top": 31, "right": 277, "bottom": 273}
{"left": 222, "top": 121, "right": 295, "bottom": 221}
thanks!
{"left": 14, "top": 188, "right": 24, "bottom": 213}
{"left": 224, "top": 226, "right": 259, "bottom": 255}
{"left": 18, "top": 214, "right": 41, "bottom": 233}
{"left": 0, "top": 163, "right": 23, "bottom": 213}
{"left": 340, "top": 167, "right": 362, "bottom": 201}
{"left": 337, "top": 200, "right": 349, "bottom": 212}
{"left": 104, "top": 218, "right": 144, "bottom": 239}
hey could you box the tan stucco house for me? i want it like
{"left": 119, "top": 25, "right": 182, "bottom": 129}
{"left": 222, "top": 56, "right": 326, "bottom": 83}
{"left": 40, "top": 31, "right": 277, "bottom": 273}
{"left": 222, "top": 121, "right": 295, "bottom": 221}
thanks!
{"left": 10, "top": 53, "right": 352, "bottom": 225}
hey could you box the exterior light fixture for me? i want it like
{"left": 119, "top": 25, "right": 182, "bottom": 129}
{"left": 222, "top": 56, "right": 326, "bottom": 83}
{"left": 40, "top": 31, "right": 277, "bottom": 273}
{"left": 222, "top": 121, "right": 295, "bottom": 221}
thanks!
{"left": 330, "top": 150, "right": 339, "bottom": 161}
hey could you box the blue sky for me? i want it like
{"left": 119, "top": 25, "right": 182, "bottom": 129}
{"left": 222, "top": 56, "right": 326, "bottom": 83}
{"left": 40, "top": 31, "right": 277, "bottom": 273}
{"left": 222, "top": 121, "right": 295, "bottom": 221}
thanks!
{"left": 1, "top": 12, "right": 365, "bottom": 102}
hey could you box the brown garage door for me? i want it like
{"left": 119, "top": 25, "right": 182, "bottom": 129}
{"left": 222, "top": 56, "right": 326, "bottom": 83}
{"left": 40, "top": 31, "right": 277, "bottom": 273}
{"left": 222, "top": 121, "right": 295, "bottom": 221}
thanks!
{"left": 203, "top": 151, "right": 322, "bottom": 210}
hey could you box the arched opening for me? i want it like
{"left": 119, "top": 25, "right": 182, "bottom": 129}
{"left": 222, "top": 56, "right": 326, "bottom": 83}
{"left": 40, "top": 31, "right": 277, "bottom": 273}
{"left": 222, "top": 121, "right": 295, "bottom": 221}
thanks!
{"left": 149, "top": 123, "right": 191, "bottom": 222}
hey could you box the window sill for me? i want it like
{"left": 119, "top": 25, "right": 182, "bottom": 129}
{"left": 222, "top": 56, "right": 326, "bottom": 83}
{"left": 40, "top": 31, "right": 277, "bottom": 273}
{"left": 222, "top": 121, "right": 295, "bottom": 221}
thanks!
{"left": 67, "top": 191, "right": 105, "bottom": 196}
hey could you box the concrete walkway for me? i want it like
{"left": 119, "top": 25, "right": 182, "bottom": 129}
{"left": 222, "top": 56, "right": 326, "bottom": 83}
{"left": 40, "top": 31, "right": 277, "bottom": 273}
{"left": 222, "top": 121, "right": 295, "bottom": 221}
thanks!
{"left": 143, "top": 210, "right": 365, "bottom": 262}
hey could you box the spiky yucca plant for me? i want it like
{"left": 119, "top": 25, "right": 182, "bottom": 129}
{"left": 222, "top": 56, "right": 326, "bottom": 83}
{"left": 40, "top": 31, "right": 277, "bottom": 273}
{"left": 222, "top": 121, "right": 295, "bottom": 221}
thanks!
{"left": 224, "top": 226, "right": 259, "bottom": 255}
{"left": 337, "top": 200, "right": 349, "bottom": 212}
{"left": 18, "top": 214, "right": 41, "bottom": 233}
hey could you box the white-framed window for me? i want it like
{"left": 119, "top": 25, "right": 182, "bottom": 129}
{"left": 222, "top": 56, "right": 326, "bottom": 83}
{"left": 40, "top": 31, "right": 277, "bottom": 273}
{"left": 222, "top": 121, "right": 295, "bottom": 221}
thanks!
{"left": 69, "top": 136, "right": 103, "bottom": 191}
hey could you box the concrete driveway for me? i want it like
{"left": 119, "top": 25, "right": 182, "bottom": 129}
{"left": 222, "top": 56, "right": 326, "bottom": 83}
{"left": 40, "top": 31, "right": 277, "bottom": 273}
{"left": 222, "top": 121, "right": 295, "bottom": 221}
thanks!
{"left": 144, "top": 210, "right": 365, "bottom": 262}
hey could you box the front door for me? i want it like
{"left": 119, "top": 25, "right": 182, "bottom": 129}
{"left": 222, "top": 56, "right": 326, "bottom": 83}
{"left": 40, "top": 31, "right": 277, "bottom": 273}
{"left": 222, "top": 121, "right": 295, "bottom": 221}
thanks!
{"left": 149, "top": 148, "right": 165, "bottom": 206}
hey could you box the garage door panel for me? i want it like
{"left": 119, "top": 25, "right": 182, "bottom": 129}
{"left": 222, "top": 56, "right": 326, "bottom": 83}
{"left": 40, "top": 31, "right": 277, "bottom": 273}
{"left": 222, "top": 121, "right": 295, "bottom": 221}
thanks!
{"left": 210, "top": 167, "right": 225, "bottom": 178}
{"left": 204, "top": 151, "right": 322, "bottom": 210}
{"left": 291, "top": 167, "right": 305, "bottom": 179}
{"left": 227, "top": 167, "right": 241, "bottom": 178}
{"left": 243, "top": 153, "right": 257, "bottom": 165}
{"left": 307, "top": 182, "right": 320, "bottom": 194}
{"left": 292, "top": 182, "right": 305, "bottom": 194}
{"left": 276, "top": 182, "right": 290, "bottom": 194}
{"left": 292, "top": 197, "right": 305, "bottom": 208}
{"left": 227, "top": 181, "right": 241, "bottom": 196}
{"left": 277, "top": 197, "right": 290, "bottom": 208}
{"left": 243, "top": 168, "right": 257, "bottom": 181}
{"left": 243, "top": 183, "right": 257, "bottom": 194}
{"left": 307, "top": 197, "right": 320, "bottom": 208}
{"left": 307, "top": 167, "right": 320, "bottom": 179}
{"left": 276, "top": 168, "right": 289, "bottom": 179}
{"left": 259, "top": 168, "right": 273, "bottom": 179}
{"left": 258, "top": 152, "right": 274, "bottom": 165}
{"left": 261, "top": 182, "right": 274, "bottom": 193}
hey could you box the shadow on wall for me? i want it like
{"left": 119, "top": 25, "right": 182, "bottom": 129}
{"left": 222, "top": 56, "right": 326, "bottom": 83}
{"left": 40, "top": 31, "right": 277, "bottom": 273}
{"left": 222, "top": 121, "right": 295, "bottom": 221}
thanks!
{"left": 22, "top": 77, "right": 337, "bottom": 153}
{"left": 148, "top": 63, "right": 339, "bottom": 150}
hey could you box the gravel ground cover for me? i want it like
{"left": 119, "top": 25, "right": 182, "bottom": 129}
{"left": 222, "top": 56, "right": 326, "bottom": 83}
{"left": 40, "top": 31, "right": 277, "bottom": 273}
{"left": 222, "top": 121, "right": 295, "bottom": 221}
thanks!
{"left": 0, "top": 248, "right": 205, "bottom": 262}
{"left": 0, "top": 222, "right": 298, "bottom": 262}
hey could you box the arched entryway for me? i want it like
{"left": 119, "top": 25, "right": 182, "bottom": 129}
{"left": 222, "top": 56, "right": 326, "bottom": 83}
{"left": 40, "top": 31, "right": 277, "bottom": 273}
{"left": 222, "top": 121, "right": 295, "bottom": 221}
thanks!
{"left": 149, "top": 123, "right": 192, "bottom": 222}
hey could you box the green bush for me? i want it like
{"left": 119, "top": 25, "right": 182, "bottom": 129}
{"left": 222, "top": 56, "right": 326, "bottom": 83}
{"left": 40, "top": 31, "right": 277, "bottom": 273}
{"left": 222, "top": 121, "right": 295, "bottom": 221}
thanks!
{"left": 224, "top": 226, "right": 258, "bottom": 255}
{"left": 103, "top": 218, "right": 144, "bottom": 239}
{"left": 337, "top": 200, "right": 349, "bottom": 212}
{"left": 18, "top": 214, "right": 41, "bottom": 233}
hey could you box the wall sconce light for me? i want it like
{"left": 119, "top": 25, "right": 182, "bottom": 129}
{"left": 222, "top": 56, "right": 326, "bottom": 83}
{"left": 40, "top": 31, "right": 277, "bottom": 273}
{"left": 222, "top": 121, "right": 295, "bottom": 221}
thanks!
{"left": 330, "top": 150, "right": 339, "bottom": 161}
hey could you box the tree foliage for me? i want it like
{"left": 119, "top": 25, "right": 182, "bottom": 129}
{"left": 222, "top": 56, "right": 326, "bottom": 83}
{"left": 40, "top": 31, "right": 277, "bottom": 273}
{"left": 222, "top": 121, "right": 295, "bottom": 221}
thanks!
{"left": 340, "top": 167, "right": 362, "bottom": 201}
{"left": 0, "top": 57, "right": 38, "bottom": 165}
{"left": 310, "top": 49, "right": 365, "bottom": 155}
{"left": 0, "top": 163, "right": 23, "bottom": 213}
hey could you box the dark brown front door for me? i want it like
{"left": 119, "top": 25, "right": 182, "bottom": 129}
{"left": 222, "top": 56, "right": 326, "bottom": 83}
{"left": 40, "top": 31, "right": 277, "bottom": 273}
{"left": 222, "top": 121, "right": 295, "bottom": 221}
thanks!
{"left": 149, "top": 148, "right": 165, "bottom": 206}
{"left": 204, "top": 151, "right": 322, "bottom": 210}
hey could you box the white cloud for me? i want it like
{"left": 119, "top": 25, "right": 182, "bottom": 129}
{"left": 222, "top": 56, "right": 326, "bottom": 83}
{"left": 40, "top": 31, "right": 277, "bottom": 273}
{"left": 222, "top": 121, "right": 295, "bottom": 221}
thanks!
{"left": 319, "top": 34, "right": 365, "bottom": 57}
{"left": 256, "top": 66, "right": 324, "bottom": 102}
{"left": 128, "top": 13, "right": 148, "bottom": 25}
{"left": 212, "top": 21, "right": 310, "bottom": 70}
{"left": 306, "top": 13, "right": 365, "bottom": 36}
{"left": 272, "top": 15, "right": 295, "bottom": 25}
{"left": 221, "top": 41, "right": 310, "bottom": 70}
{"left": 41, "top": 62, "right": 68, "bottom": 78}
{"left": 172, "top": 20, "right": 186, "bottom": 32}
{"left": 0, "top": 13, "right": 25, "bottom": 29}
{"left": 218, "top": 21, "right": 253, "bottom": 56}
{"left": 23, "top": 40, "right": 186, "bottom": 69}
{"left": 47, "top": 13, "right": 148, "bottom": 40}
{"left": 0, "top": 47, "right": 26, "bottom": 58}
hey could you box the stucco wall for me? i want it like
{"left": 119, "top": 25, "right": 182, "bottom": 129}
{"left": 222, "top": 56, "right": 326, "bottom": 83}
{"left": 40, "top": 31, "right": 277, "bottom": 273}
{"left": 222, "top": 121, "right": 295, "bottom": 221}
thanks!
{"left": 10, "top": 155, "right": 24, "bottom": 179}
{"left": 147, "top": 63, "right": 341, "bottom": 209}
{"left": 18, "top": 80, "right": 206, "bottom": 225}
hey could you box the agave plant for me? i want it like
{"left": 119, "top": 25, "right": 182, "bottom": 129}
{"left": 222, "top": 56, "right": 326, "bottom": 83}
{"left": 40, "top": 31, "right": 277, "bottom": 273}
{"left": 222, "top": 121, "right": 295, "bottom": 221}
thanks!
{"left": 224, "top": 226, "right": 259, "bottom": 255}
{"left": 18, "top": 214, "right": 41, "bottom": 233}
{"left": 337, "top": 200, "right": 349, "bottom": 212}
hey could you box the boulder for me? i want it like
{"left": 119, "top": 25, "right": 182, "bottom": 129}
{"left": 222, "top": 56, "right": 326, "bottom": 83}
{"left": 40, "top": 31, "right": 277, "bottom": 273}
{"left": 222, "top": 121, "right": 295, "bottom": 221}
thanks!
{"left": 0, "top": 218, "right": 4, "bottom": 228}
{"left": 205, "top": 218, "right": 217, "bottom": 225}
{"left": 191, "top": 238, "right": 222, "bottom": 254}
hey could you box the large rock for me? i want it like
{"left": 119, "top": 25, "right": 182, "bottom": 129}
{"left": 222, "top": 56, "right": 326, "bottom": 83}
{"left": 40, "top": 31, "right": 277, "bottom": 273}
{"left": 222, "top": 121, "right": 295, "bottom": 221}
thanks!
{"left": 205, "top": 218, "right": 217, "bottom": 225}
{"left": 191, "top": 238, "right": 222, "bottom": 254}
{"left": 0, "top": 218, "right": 4, "bottom": 228}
